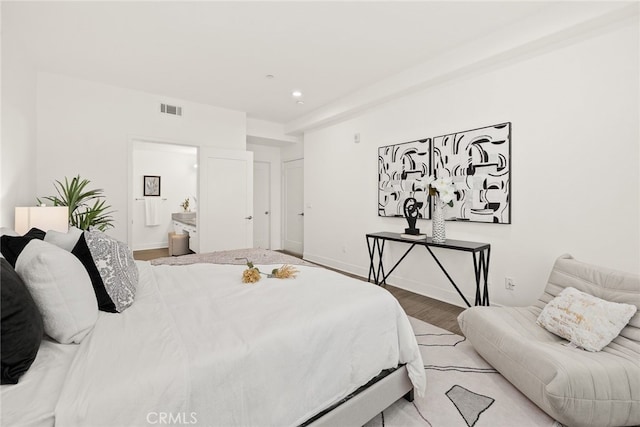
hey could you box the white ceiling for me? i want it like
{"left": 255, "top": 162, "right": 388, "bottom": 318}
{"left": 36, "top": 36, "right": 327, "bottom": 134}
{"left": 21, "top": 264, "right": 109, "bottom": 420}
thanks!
{"left": 3, "top": 1, "right": 581, "bottom": 125}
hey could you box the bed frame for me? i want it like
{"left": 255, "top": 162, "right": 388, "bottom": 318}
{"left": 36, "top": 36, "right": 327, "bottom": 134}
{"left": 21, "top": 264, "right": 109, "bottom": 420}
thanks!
{"left": 306, "top": 365, "right": 413, "bottom": 426}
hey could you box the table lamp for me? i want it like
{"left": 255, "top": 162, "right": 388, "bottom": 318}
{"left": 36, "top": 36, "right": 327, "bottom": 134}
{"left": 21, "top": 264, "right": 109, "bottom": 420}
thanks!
{"left": 15, "top": 206, "right": 69, "bottom": 235}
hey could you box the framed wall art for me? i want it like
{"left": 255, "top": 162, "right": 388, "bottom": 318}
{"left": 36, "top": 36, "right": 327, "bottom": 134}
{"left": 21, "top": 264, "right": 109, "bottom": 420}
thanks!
{"left": 143, "top": 175, "right": 161, "bottom": 197}
{"left": 432, "top": 122, "right": 511, "bottom": 224}
{"left": 378, "top": 138, "right": 431, "bottom": 219}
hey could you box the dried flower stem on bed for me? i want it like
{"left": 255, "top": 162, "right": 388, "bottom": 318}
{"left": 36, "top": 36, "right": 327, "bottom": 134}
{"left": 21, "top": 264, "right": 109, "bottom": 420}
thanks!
{"left": 242, "top": 268, "right": 262, "bottom": 283}
{"left": 271, "top": 265, "right": 298, "bottom": 279}
{"left": 237, "top": 258, "right": 298, "bottom": 283}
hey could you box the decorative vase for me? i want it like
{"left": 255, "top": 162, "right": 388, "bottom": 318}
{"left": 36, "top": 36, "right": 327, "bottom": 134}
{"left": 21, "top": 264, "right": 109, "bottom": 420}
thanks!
{"left": 432, "top": 198, "right": 446, "bottom": 243}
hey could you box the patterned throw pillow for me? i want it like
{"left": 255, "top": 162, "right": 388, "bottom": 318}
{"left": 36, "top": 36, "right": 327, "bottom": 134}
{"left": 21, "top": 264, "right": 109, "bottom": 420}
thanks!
{"left": 537, "top": 287, "right": 637, "bottom": 352}
{"left": 83, "top": 230, "right": 138, "bottom": 313}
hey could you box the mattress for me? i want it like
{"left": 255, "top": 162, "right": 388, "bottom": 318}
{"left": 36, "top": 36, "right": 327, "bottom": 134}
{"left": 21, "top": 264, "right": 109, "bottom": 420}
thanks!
{"left": 4, "top": 260, "right": 425, "bottom": 426}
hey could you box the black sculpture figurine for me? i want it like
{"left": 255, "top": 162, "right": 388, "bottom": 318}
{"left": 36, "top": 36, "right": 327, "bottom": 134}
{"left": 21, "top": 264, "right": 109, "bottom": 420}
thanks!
{"left": 403, "top": 197, "right": 423, "bottom": 235}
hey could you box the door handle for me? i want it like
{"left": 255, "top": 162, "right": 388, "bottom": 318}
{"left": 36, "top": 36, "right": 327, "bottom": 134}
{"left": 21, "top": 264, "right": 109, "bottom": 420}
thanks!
{"left": 298, "top": 213, "right": 304, "bottom": 216}
{"left": 245, "top": 216, "right": 253, "bottom": 220}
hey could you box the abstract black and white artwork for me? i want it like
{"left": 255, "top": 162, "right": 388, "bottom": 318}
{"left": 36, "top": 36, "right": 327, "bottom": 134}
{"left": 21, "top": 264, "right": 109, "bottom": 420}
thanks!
{"left": 432, "top": 123, "right": 511, "bottom": 223}
{"left": 378, "top": 138, "right": 431, "bottom": 219}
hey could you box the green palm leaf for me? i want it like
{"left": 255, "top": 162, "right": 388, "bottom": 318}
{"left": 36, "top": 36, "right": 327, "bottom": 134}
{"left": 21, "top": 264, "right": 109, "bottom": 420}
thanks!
{"left": 38, "top": 175, "right": 115, "bottom": 230}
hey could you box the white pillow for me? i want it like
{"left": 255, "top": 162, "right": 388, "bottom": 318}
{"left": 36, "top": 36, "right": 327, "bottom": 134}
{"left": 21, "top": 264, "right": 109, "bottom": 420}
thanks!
{"left": 0, "top": 227, "right": 19, "bottom": 237}
{"left": 44, "top": 226, "right": 83, "bottom": 252}
{"left": 15, "top": 239, "right": 98, "bottom": 344}
{"left": 537, "top": 287, "right": 637, "bottom": 352}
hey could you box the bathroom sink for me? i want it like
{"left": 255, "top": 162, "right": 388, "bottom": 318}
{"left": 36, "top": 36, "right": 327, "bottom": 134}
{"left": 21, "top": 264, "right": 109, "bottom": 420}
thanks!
{"left": 172, "top": 212, "right": 196, "bottom": 221}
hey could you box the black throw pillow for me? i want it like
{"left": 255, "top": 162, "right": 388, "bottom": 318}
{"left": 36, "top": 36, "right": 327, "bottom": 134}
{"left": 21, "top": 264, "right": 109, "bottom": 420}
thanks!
{"left": 0, "top": 228, "right": 46, "bottom": 267}
{"left": 71, "top": 234, "right": 117, "bottom": 313}
{"left": 1, "top": 258, "right": 44, "bottom": 384}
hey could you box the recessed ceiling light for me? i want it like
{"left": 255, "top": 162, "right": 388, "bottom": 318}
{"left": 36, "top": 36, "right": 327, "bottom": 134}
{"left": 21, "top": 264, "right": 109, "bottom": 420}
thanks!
{"left": 292, "top": 90, "right": 303, "bottom": 98}
{"left": 265, "top": 74, "right": 275, "bottom": 79}
{"left": 296, "top": 100, "right": 305, "bottom": 105}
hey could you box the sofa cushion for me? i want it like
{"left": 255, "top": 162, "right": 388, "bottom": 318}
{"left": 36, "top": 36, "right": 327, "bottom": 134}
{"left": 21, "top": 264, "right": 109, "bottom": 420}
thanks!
{"left": 458, "top": 254, "right": 640, "bottom": 427}
{"left": 537, "top": 287, "right": 637, "bottom": 352}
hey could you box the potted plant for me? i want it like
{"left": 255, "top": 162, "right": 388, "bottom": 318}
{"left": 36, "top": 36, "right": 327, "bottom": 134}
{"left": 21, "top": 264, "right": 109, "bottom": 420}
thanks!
{"left": 38, "top": 175, "right": 114, "bottom": 231}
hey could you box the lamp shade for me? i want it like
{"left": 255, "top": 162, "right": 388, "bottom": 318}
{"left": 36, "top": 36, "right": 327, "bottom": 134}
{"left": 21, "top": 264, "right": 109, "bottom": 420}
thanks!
{"left": 15, "top": 207, "right": 69, "bottom": 235}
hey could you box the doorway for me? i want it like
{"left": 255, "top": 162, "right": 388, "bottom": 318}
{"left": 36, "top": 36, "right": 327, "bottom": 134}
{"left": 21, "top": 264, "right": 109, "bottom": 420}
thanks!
{"left": 129, "top": 139, "right": 198, "bottom": 252}
{"left": 283, "top": 159, "right": 304, "bottom": 255}
{"left": 253, "top": 161, "right": 271, "bottom": 249}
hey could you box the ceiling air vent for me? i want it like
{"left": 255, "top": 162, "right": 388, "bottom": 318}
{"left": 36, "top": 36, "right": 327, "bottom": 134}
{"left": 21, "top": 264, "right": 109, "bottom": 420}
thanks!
{"left": 160, "top": 103, "right": 182, "bottom": 117}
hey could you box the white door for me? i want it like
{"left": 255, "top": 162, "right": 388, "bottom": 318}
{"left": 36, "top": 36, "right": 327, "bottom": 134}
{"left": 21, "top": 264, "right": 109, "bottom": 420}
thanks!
{"left": 283, "top": 159, "right": 304, "bottom": 255}
{"left": 199, "top": 148, "right": 253, "bottom": 252}
{"left": 253, "top": 161, "right": 270, "bottom": 249}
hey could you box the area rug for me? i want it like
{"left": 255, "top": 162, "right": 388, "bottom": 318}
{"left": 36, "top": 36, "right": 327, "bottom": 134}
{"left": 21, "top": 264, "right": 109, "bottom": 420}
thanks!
{"left": 364, "top": 317, "right": 562, "bottom": 427}
{"left": 150, "top": 248, "right": 314, "bottom": 267}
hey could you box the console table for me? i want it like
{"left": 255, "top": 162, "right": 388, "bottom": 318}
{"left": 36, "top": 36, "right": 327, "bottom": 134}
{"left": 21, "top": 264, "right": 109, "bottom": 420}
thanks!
{"left": 366, "top": 232, "right": 491, "bottom": 307}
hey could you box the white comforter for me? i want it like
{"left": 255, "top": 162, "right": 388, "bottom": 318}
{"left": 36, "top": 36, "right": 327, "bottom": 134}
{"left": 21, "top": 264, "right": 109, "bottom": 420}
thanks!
{"left": 55, "top": 261, "right": 425, "bottom": 426}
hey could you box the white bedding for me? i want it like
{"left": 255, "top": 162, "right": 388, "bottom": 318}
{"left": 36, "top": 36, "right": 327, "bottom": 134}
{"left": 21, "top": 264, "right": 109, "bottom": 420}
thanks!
{"left": 11, "top": 261, "right": 425, "bottom": 426}
{"left": 1, "top": 339, "right": 79, "bottom": 427}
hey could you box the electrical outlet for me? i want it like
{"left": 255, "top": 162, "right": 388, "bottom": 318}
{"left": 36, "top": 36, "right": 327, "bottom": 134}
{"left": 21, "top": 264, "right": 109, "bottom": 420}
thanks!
{"left": 505, "top": 277, "right": 515, "bottom": 290}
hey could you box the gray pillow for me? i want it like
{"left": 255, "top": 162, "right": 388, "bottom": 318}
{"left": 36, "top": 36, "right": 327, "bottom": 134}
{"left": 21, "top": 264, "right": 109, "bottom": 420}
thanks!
{"left": 84, "top": 230, "right": 138, "bottom": 312}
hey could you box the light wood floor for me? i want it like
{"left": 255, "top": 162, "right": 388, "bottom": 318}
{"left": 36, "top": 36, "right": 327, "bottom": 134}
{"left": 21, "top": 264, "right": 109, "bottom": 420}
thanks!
{"left": 133, "top": 248, "right": 464, "bottom": 335}
{"left": 133, "top": 247, "right": 170, "bottom": 261}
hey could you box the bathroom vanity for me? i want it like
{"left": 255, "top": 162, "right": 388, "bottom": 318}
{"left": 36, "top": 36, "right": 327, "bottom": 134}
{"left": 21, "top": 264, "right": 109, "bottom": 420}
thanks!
{"left": 172, "top": 212, "right": 199, "bottom": 253}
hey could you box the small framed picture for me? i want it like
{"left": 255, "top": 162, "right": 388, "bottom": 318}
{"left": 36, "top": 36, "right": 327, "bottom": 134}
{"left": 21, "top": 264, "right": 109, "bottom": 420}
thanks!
{"left": 143, "top": 175, "right": 161, "bottom": 197}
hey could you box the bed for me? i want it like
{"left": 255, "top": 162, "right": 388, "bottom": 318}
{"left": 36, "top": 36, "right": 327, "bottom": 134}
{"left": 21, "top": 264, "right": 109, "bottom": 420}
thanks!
{"left": 1, "top": 232, "right": 425, "bottom": 427}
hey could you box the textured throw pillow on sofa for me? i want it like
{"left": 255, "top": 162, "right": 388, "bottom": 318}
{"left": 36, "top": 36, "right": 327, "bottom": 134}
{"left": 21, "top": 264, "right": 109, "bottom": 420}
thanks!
{"left": 537, "top": 286, "right": 637, "bottom": 352}
{"left": 1, "top": 258, "right": 44, "bottom": 384}
{"left": 14, "top": 239, "right": 98, "bottom": 344}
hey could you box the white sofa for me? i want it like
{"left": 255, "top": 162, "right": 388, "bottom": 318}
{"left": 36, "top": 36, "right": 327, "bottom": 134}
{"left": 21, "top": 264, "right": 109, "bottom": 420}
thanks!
{"left": 458, "top": 254, "right": 640, "bottom": 427}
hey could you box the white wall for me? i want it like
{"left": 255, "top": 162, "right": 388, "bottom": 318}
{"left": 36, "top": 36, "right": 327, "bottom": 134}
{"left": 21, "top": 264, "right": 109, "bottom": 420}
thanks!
{"left": 35, "top": 72, "right": 246, "bottom": 243}
{"left": 1, "top": 31, "right": 38, "bottom": 227}
{"left": 132, "top": 143, "right": 197, "bottom": 250}
{"left": 282, "top": 142, "right": 304, "bottom": 162}
{"left": 303, "top": 20, "right": 639, "bottom": 307}
{"left": 247, "top": 117, "right": 301, "bottom": 145}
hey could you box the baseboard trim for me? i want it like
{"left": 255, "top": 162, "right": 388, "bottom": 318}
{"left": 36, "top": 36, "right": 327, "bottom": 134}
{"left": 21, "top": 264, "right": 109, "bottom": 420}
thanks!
{"left": 303, "top": 253, "right": 369, "bottom": 279}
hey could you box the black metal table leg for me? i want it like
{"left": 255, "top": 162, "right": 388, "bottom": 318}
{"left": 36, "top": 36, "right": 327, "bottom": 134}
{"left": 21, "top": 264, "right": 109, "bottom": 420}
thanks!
{"left": 482, "top": 247, "right": 491, "bottom": 306}
{"left": 472, "top": 252, "right": 481, "bottom": 306}
{"left": 424, "top": 246, "right": 471, "bottom": 308}
{"left": 375, "top": 239, "right": 386, "bottom": 285}
{"left": 366, "top": 236, "right": 376, "bottom": 283}
{"left": 380, "top": 243, "right": 416, "bottom": 286}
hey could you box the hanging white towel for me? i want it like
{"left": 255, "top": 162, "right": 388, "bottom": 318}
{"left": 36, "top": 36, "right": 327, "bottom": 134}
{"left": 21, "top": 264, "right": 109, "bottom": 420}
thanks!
{"left": 144, "top": 198, "right": 161, "bottom": 226}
